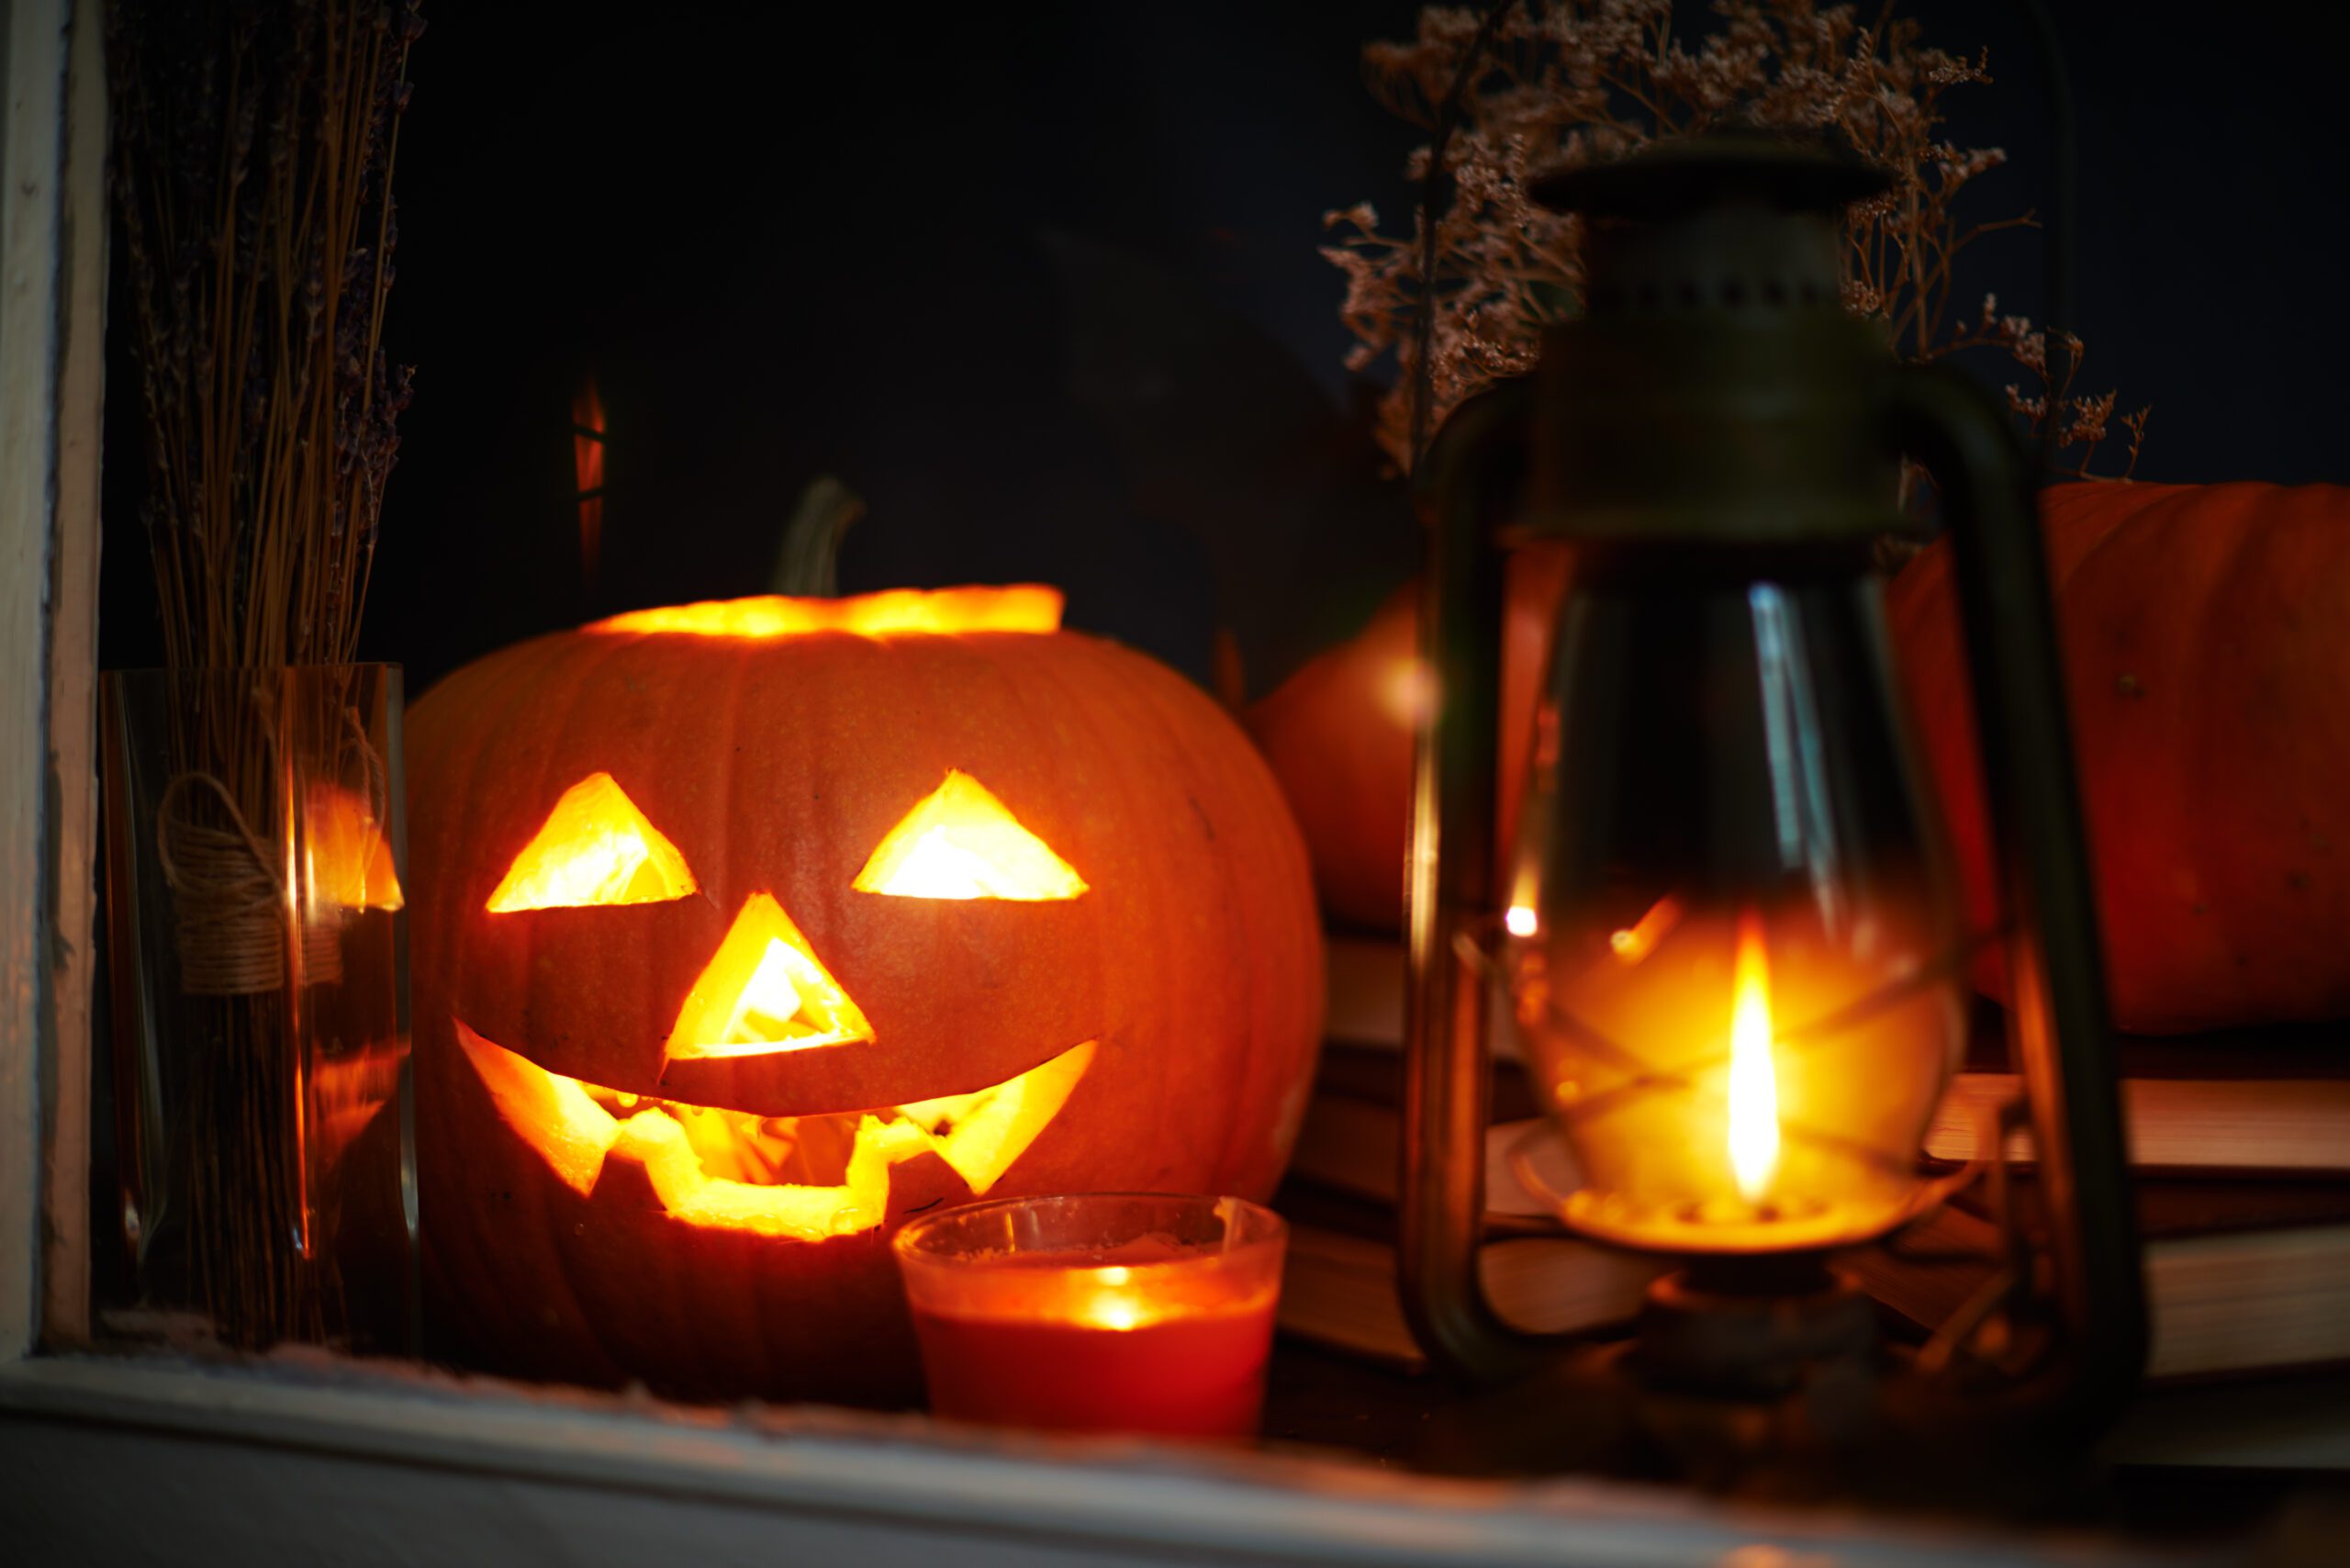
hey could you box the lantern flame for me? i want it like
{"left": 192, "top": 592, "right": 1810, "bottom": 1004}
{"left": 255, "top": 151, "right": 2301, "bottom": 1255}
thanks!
{"left": 1725, "top": 913, "right": 1781, "bottom": 1204}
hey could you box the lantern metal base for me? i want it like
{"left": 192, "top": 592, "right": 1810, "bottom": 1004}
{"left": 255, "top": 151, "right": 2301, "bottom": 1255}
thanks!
{"left": 1610, "top": 1257, "right": 1883, "bottom": 1484}
{"left": 1412, "top": 1257, "right": 1891, "bottom": 1487}
{"left": 1414, "top": 1268, "right": 2112, "bottom": 1507}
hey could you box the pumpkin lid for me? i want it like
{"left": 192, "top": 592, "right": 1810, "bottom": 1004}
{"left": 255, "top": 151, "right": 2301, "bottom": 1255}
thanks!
{"left": 588, "top": 588, "right": 1065, "bottom": 639}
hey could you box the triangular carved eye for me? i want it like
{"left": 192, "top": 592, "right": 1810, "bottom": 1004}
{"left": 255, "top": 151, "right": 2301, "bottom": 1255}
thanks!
{"left": 854, "top": 771, "right": 1088, "bottom": 902}
{"left": 487, "top": 772, "right": 698, "bottom": 912}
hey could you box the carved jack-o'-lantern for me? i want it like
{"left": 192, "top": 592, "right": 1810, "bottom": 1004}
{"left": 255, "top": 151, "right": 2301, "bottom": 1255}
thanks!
{"left": 408, "top": 587, "right": 1323, "bottom": 1405}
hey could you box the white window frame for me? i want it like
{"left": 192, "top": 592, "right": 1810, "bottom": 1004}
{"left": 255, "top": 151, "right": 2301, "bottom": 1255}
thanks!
{"left": 2, "top": 0, "right": 103, "bottom": 1365}
{"left": 0, "top": 6, "right": 2292, "bottom": 1560}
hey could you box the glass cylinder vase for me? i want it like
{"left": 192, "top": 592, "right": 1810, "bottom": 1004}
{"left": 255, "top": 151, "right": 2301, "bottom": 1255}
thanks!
{"left": 99, "top": 664, "right": 416, "bottom": 1352}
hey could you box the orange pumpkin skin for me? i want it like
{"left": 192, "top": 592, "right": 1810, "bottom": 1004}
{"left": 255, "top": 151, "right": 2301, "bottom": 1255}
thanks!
{"left": 409, "top": 604, "right": 1323, "bottom": 1405}
{"left": 1886, "top": 481, "right": 2350, "bottom": 1034}
{"left": 1245, "top": 545, "right": 1572, "bottom": 932}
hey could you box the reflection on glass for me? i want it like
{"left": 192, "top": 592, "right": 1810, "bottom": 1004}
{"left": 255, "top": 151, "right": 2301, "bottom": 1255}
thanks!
{"left": 1504, "top": 559, "right": 1965, "bottom": 1254}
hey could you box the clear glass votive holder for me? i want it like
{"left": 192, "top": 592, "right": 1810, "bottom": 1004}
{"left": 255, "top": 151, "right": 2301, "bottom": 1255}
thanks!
{"left": 892, "top": 1193, "right": 1286, "bottom": 1439}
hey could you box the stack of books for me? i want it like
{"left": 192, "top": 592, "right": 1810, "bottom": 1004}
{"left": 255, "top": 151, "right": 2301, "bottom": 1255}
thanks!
{"left": 1278, "top": 934, "right": 2350, "bottom": 1387}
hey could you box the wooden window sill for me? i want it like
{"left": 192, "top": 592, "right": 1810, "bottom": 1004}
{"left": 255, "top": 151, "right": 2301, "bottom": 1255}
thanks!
{"left": 0, "top": 1350, "right": 2164, "bottom": 1565}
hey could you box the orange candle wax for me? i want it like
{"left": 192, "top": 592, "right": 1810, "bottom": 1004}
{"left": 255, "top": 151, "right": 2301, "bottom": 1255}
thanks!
{"left": 894, "top": 1195, "right": 1285, "bottom": 1439}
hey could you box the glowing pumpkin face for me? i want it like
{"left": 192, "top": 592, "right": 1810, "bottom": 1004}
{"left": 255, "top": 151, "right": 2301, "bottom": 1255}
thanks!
{"left": 408, "top": 588, "right": 1322, "bottom": 1406}
{"left": 457, "top": 767, "right": 1096, "bottom": 1240}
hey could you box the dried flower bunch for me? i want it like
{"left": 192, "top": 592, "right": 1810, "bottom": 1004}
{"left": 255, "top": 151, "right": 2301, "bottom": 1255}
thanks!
{"left": 107, "top": 0, "right": 424, "bottom": 671}
{"left": 102, "top": 0, "right": 423, "bottom": 1350}
{"left": 1326, "top": 0, "right": 2148, "bottom": 476}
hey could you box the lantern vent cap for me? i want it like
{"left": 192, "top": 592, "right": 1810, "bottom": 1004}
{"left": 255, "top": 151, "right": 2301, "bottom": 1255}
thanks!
{"left": 1506, "top": 127, "right": 1905, "bottom": 546}
{"left": 1529, "top": 128, "right": 1888, "bottom": 223}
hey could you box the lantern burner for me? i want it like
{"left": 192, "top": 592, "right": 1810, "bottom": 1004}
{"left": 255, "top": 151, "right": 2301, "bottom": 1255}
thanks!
{"left": 1615, "top": 1258, "right": 1882, "bottom": 1473}
{"left": 1630, "top": 1257, "right": 1874, "bottom": 1398}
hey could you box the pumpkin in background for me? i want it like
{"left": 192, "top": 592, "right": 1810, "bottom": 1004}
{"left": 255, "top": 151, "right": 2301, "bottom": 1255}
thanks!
{"left": 408, "top": 587, "right": 1322, "bottom": 1406}
{"left": 1244, "top": 544, "right": 1572, "bottom": 931}
{"left": 1887, "top": 480, "right": 2350, "bottom": 1034}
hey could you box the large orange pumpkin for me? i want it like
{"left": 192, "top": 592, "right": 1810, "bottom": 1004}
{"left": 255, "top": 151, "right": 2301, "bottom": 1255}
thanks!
{"left": 1244, "top": 545, "right": 1572, "bottom": 931}
{"left": 1886, "top": 480, "right": 2350, "bottom": 1034}
{"left": 408, "top": 588, "right": 1322, "bottom": 1405}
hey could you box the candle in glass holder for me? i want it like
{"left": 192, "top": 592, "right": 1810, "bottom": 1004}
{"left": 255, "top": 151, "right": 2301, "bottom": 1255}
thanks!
{"left": 892, "top": 1193, "right": 1284, "bottom": 1439}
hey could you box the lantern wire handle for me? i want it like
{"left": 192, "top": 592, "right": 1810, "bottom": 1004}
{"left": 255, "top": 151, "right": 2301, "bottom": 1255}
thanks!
{"left": 1887, "top": 359, "right": 2146, "bottom": 1437}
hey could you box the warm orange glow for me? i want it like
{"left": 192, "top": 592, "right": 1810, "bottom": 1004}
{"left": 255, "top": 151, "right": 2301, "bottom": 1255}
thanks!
{"left": 894, "top": 1040, "right": 1096, "bottom": 1193}
{"left": 1083, "top": 1293, "right": 1146, "bottom": 1331}
{"left": 305, "top": 1046, "right": 406, "bottom": 1168}
{"left": 612, "top": 1108, "right": 928, "bottom": 1239}
{"left": 854, "top": 771, "right": 1088, "bottom": 902}
{"left": 666, "top": 893, "right": 874, "bottom": 1059}
{"left": 1518, "top": 900, "right": 1960, "bottom": 1254}
{"left": 304, "top": 781, "right": 403, "bottom": 911}
{"left": 574, "top": 379, "right": 606, "bottom": 595}
{"left": 899, "top": 1229, "right": 1280, "bottom": 1342}
{"left": 1725, "top": 913, "right": 1781, "bottom": 1204}
{"left": 453, "top": 1022, "right": 621, "bottom": 1198}
{"left": 487, "top": 773, "right": 697, "bottom": 913}
{"left": 1607, "top": 895, "right": 1683, "bottom": 964}
{"left": 589, "top": 588, "right": 1064, "bottom": 640}
{"left": 453, "top": 1023, "right": 1095, "bottom": 1237}
{"left": 1378, "top": 656, "right": 1438, "bottom": 728}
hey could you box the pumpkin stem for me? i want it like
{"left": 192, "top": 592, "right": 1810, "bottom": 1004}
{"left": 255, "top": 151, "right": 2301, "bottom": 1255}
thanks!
{"left": 768, "top": 476, "right": 865, "bottom": 598}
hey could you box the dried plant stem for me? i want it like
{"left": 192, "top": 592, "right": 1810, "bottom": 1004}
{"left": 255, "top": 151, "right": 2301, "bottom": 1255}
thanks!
{"left": 1410, "top": 0, "right": 1527, "bottom": 470}
{"left": 106, "top": 0, "right": 420, "bottom": 1347}
{"left": 1329, "top": 0, "right": 2149, "bottom": 478}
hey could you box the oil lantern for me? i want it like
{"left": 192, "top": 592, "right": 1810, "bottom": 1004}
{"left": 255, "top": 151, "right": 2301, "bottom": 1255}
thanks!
{"left": 1399, "top": 131, "right": 2146, "bottom": 1467}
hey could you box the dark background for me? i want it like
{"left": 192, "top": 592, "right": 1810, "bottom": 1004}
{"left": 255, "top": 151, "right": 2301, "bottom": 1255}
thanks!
{"left": 98, "top": 1, "right": 2350, "bottom": 695}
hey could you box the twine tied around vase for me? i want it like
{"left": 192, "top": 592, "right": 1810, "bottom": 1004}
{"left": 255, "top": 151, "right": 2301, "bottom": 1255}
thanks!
{"left": 154, "top": 701, "right": 387, "bottom": 997}
{"left": 156, "top": 771, "right": 306, "bottom": 994}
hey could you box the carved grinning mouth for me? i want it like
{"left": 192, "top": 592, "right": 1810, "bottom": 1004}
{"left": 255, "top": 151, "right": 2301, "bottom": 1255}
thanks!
{"left": 453, "top": 1024, "right": 1096, "bottom": 1240}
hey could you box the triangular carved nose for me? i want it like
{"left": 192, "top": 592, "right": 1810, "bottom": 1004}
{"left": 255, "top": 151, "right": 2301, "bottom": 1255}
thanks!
{"left": 665, "top": 893, "right": 872, "bottom": 1061}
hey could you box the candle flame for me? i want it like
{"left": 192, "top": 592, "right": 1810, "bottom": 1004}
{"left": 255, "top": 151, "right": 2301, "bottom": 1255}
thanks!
{"left": 1087, "top": 1295, "right": 1143, "bottom": 1331}
{"left": 1726, "top": 913, "right": 1780, "bottom": 1203}
{"left": 1505, "top": 903, "right": 1539, "bottom": 938}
